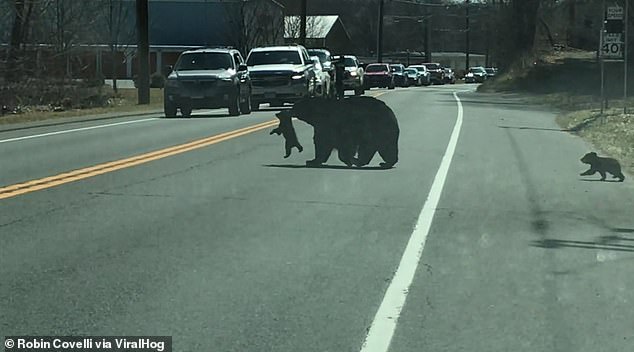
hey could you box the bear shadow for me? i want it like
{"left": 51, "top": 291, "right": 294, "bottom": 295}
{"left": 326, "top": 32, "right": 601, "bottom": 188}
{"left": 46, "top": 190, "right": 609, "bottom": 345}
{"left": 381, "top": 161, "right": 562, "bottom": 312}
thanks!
{"left": 263, "top": 164, "right": 391, "bottom": 171}
{"left": 579, "top": 178, "right": 623, "bottom": 183}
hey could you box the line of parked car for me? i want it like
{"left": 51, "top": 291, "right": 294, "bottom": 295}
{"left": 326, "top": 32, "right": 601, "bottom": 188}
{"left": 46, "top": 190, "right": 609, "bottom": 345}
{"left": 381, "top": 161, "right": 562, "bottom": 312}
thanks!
{"left": 161, "top": 44, "right": 495, "bottom": 117}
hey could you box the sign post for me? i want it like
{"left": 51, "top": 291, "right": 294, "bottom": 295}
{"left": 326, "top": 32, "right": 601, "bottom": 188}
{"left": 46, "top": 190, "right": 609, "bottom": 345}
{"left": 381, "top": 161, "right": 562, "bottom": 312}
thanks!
{"left": 600, "top": 2, "right": 626, "bottom": 120}
{"left": 624, "top": 0, "right": 628, "bottom": 115}
{"left": 601, "top": 30, "right": 605, "bottom": 118}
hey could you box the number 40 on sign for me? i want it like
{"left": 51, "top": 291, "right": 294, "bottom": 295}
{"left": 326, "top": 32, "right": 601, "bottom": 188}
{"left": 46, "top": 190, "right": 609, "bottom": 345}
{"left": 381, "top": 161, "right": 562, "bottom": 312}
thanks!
{"left": 602, "top": 33, "right": 624, "bottom": 59}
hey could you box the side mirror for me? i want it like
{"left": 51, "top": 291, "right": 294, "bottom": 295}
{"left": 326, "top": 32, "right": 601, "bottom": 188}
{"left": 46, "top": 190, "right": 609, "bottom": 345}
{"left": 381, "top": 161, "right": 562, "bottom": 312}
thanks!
{"left": 163, "top": 65, "right": 173, "bottom": 75}
{"left": 238, "top": 64, "right": 248, "bottom": 72}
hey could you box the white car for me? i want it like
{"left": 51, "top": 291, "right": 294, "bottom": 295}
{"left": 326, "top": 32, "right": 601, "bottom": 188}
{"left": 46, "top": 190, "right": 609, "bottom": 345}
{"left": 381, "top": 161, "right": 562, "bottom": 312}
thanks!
{"left": 246, "top": 45, "right": 316, "bottom": 109}
{"left": 310, "top": 56, "right": 332, "bottom": 98}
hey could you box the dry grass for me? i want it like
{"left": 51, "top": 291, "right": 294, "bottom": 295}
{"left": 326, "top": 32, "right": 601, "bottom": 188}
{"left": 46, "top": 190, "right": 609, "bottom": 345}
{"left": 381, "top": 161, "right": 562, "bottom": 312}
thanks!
{"left": 0, "top": 88, "right": 164, "bottom": 125}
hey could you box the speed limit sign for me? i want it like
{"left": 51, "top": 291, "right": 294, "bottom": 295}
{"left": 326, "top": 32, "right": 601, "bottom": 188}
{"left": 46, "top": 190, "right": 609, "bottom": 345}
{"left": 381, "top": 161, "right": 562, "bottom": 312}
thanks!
{"left": 602, "top": 43, "right": 623, "bottom": 58}
{"left": 601, "top": 32, "right": 624, "bottom": 59}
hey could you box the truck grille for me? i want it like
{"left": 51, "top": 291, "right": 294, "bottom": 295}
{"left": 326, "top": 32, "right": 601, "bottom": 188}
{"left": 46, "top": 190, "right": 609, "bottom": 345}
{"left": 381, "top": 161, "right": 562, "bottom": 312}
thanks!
{"left": 181, "top": 80, "right": 217, "bottom": 89}
{"left": 251, "top": 76, "right": 290, "bottom": 87}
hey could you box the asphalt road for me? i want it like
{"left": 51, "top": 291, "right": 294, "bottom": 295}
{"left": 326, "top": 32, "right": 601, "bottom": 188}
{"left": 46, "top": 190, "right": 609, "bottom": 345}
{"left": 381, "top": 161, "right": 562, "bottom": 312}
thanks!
{"left": 1, "top": 85, "right": 633, "bottom": 352}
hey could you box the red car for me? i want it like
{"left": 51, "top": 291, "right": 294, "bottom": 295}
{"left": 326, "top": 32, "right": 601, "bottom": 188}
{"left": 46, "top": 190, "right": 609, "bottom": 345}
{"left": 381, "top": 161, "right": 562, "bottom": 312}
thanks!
{"left": 363, "top": 63, "right": 395, "bottom": 90}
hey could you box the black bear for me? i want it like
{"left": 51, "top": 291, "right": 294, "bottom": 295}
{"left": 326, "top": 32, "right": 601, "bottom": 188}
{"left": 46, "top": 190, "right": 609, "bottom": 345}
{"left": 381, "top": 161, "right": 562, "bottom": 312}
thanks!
{"left": 580, "top": 152, "right": 625, "bottom": 182}
{"left": 275, "top": 96, "right": 399, "bottom": 168}
{"left": 270, "top": 112, "right": 303, "bottom": 158}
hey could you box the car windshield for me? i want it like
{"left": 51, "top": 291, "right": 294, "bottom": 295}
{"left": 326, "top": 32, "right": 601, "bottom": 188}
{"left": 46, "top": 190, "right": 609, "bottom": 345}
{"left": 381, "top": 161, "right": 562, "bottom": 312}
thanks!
{"left": 425, "top": 63, "right": 441, "bottom": 70}
{"left": 247, "top": 50, "right": 302, "bottom": 65}
{"left": 307, "top": 50, "right": 330, "bottom": 64}
{"left": 174, "top": 52, "right": 233, "bottom": 71}
{"left": 470, "top": 67, "right": 486, "bottom": 73}
{"left": 486, "top": 68, "right": 496, "bottom": 74}
{"left": 390, "top": 65, "right": 403, "bottom": 72}
{"left": 366, "top": 64, "right": 388, "bottom": 72}
{"left": 343, "top": 57, "right": 356, "bottom": 67}
{"left": 405, "top": 69, "right": 417, "bottom": 74}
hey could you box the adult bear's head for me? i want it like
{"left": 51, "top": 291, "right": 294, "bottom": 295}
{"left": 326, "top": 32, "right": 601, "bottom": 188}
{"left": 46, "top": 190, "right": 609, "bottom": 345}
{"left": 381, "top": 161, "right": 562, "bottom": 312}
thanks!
{"left": 275, "top": 98, "right": 327, "bottom": 126}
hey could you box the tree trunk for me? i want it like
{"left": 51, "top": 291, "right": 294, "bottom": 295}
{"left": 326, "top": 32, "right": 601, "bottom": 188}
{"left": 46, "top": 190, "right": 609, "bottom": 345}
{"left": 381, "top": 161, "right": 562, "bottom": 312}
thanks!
{"left": 511, "top": 0, "right": 541, "bottom": 61}
{"left": 6, "top": 0, "right": 27, "bottom": 82}
{"left": 539, "top": 17, "right": 555, "bottom": 48}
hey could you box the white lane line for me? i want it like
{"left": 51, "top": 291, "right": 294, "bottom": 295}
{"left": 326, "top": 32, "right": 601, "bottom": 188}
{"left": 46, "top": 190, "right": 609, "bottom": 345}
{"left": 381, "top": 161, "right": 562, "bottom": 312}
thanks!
{"left": 359, "top": 91, "right": 465, "bottom": 352}
{"left": 0, "top": 117, "right": 159, "bottom": 144}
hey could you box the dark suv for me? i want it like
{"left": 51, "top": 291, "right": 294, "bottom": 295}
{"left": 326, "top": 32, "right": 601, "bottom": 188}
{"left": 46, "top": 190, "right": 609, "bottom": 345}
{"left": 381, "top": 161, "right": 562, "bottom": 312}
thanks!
{"left": 164, "top": 48, "right": 252, "bottom": 117}
{"left": 389, "top": 64, "right": 408, "bottom": 87}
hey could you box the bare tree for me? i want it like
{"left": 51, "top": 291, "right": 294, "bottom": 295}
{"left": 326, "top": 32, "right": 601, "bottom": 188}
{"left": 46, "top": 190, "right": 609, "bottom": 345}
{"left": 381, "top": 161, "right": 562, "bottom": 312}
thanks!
{"left": 97, "top": 0, "right": 134, "bottom": 92}
{"left": 5, "top": 0, "right": 36, "bottom": 82}
{"left": 284, "top": 15, "right": 325, "bottom": 44}
{"left": 31, "top": 0, "right": 102, "bottom": 79}
{"left": 224, "top": 0, "right": 285, "bottom": 56}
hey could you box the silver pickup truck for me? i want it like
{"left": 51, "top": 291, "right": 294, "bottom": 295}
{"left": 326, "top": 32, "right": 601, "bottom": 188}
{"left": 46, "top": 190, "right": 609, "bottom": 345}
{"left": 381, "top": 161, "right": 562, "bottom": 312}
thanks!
{"left": 246, "top": 45, "right": 316, "bottom": 110}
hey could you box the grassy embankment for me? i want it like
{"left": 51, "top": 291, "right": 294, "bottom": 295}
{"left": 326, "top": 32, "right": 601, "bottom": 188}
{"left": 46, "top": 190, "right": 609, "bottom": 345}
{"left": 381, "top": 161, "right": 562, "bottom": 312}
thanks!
{"left": 0, "top": 87, "right": 164, "bottom": 126}
{"left": 479, "top": 50, "right": 634, "bottom": 175}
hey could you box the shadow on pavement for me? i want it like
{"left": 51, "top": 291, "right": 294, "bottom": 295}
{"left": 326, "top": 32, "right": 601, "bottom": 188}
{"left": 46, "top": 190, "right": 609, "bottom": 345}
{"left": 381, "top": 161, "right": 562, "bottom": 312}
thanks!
{"left": 579, "top": 179, "right": 624, "bottom": 183}
{"left": 263, "top": 164, "right": 390, "bottom": 171}
{"left": 611, "top": 228, "right": 634, "bottom": 233}
{"left": 531, "top": 238, "right": 634, "bottom": 253}
{"left": 498, "top": 125, "right": 570, "bottom": 132}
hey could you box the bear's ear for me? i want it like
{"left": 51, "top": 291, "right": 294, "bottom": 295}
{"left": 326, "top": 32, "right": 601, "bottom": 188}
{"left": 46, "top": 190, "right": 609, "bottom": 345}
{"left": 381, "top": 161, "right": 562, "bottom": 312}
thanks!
{"left": 590, "top": 152, "right": 597, "bottom": 156}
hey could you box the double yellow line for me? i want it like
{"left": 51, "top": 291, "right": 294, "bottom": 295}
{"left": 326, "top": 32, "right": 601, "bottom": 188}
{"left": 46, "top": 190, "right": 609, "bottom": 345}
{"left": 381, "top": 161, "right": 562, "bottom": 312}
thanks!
{"left": 0, "top": 119, "right": 279, "bottom": 200}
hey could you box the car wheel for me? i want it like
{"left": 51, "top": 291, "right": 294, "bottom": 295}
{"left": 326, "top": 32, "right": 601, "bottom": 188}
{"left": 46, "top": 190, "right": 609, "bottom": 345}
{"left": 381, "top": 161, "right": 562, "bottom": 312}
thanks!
{"left": 228, "top": 93, "right": 241, "bottom": 116}
{"left": 180, "top": 105, "right": 192, "bottom": 118}
{"left": 239, "top": 93, "right": 251, "bottom": 115}
{"left": 354, "top": 86, "right": 363, "bottom": 96}
{"left": 164, "top": 102, "right": 177, "bottom": 118}
{"left": 388, "top": 80, "right": 395, "bottom": 90}
{"left": 252, "top": 102, "right": 260, "bottom": 111}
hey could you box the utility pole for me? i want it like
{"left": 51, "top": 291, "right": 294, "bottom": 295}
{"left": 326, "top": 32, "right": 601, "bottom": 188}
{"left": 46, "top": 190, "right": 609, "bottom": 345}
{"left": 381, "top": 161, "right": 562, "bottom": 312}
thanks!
{"left": 136, "top": 0, "right": 150, "bottom": 105}
{"left": 425, "top": 6, "right": 432, "bottom": 62}
{"left": 465, "top": 0, "right": 470, "bottom": 71}
{"left": 300, "top": 0, "right": 307, "bottom": 46}
{"left": 377, "top": 0, "right": 385, "bottom": 63}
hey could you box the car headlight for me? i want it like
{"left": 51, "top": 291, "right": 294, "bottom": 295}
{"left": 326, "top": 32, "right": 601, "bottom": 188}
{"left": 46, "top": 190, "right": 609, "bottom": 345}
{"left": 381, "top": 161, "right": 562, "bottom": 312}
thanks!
{"left": 220, "top": 77, "right": 233, "bottom": 82}
{"left": 466, "top": 73, "right": 474, "bottom": 77}
{"left": 292, "top": 73, "right": 305, "bottom": 80}
{"left": 349, "top": 71, "right": 357, "bottom": 77}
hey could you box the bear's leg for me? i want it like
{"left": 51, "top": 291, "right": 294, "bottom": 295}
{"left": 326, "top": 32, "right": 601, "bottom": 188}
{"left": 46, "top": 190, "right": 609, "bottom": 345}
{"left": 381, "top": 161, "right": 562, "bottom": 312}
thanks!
{"left": 354, "top": 143, "right": 377, "bottom": 167}
{"left": 337, "top": 141, "right": 357, "bottom": 167}
{"left": 306, "top": 134, "right": 333, "bottom": 166}
{"left": 377, "top": 141, "right": 399, "bottom": 169}
{"left": 580, "top": 168, "right": 596, "bottom": 176}
{"left": 598, "top": 170, "right": 606, "bottom": 181}
{"left": 608, "top": 169, "right": 625, "bottom": 182}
